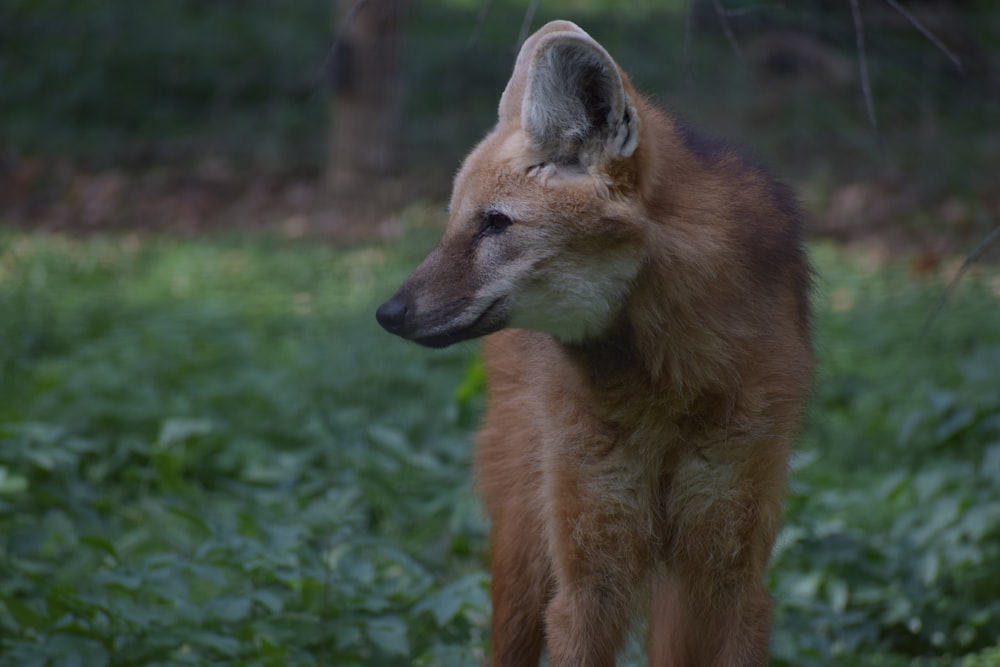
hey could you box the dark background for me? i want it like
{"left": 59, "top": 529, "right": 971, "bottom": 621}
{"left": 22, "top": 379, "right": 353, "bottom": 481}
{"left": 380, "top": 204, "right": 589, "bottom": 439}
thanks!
{"left": 3, "top": 0, "right": 998, "bottom": 252}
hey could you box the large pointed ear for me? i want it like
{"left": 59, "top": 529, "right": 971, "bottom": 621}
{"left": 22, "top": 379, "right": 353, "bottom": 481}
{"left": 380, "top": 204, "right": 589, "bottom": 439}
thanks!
{"left": 497, "top": 21, "right": 587, "bottom": 123}
{"left": 520, "top": 31, "right": 640, "bottom": 169}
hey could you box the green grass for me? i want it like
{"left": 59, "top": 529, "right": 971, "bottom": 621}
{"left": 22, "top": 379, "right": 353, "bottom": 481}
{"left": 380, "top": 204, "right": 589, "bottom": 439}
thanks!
{"left": 2, "top": 224, "right": 999, "bottom": 666}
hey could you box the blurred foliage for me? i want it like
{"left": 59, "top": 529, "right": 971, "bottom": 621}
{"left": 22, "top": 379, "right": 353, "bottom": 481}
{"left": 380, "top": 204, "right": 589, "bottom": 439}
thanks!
{"left": 2, "top": 0, "right": 998, "bottom": 198}
{"left": 772, "top": 244, "right": 1000, "bottom": 665}
{"left": 1, "top": 224, "right": 1000, "bottom": 665}
{"left": 0, "top": 0, "right": 330, "bottom": 165}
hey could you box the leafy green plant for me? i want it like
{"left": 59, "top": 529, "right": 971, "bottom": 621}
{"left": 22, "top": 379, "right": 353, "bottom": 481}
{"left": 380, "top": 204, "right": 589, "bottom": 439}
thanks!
{"left": 0, "top": 230, "right": 487, "bottom": 666}
{"left": 1, "top": 232, "right": 999, "bottom": 665}
{"left": 772, "top": 246, "right": 1000, "bottom": 666}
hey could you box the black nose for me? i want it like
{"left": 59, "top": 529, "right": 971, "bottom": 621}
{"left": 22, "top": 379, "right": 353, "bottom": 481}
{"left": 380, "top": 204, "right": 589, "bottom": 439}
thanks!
{"left": 376, "top": 297, "right": 408, "bottom": 334}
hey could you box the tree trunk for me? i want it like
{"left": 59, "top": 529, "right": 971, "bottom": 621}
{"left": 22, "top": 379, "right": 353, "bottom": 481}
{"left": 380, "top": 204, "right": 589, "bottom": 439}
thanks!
{"left": 326, "top": 0, "right": 405, "bottom": 195}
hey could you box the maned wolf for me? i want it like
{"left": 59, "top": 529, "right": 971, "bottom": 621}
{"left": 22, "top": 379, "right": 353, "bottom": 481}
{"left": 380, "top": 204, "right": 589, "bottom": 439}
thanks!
{"left": 376, "top": 20, "right": 812, "bottom": 667}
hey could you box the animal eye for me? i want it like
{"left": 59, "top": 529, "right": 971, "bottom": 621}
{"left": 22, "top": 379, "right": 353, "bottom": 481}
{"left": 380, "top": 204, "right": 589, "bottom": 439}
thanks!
{"left": 480, "top": 210, "right": 513, "bottom": 235}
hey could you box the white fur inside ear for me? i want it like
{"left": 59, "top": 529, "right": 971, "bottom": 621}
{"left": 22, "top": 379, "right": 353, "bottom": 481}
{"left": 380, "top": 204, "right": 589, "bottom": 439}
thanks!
{"left": 497, "top": 21, "right": 588, "bottom": 123}
{"left": 521, "top": 34, "right": 639, "bottom": 168}
{"left": 615, "top": 107, "right": 639, "bottom": 158}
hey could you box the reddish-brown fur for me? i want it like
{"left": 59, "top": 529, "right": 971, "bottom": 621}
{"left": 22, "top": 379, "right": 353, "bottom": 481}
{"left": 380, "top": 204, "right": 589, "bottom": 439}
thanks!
{"left": 377, "top": 21, "right": 812, "bottom": 666}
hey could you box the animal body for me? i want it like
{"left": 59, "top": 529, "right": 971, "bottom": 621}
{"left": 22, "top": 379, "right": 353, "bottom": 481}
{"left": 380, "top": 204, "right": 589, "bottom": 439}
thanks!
{"left": 376, "top": 20, "right": 813, "bottom": 666}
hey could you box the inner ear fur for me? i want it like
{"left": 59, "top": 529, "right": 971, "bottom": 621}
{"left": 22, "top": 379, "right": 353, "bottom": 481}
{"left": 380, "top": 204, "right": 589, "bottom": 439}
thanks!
{"left": 497, "top": 20, "right": 586, "bottom": 123}
{"left": 519, "top": 30, "right": 640, "bottom": 168}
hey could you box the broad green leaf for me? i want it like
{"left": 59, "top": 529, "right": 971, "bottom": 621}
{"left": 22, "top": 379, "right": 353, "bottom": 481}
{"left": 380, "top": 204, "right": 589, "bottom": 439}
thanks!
{"left": 166, "top": 505, "right": 213, "bottom": 535}
{"left": 94, "top": 570, "right": 142, "bottom": 592}
{"left": 157, "top": 418, "right": 214, "bottom": 447}
{"left": 366, "top": 616, "right": 409, "bottom": 657}
{"left": 79, "top": 535, "right": 119, "bottom": 561}
{"left": 252, "top": 588, "right": 285, "bottom": 613}
{"left": 827, "top": 579, "right": 849, "bottom": 614}
{"left": 190, "top": 630, "right": 242, "bottom": 655}
{"left": 455, "top": 356, "right": 485, "bottom": 404}
{"left": 2, "top": 597, "right": 46, "bottom": 630}
{"left": 935, "top": 408, "right": 976, "bottom": 443}
{"left": 920, "top": 551, "right": 941, "bottom": 586}
{"left": 207, "top": 596, "right": 252, "bottom": 623}
{"left": 414, "top": 573, "right": 490, "bottom": 626}
{"left": 0, "top": 465, "right": 27, "bottom": 494}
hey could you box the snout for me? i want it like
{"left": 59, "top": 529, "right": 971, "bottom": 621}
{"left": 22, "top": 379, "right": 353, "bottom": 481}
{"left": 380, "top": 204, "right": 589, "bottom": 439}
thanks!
{"left": 375, "top": 296, "right": 409, "bottom": 335}
{"left": 375, "top": 287, "right": 509, "bottom": 348}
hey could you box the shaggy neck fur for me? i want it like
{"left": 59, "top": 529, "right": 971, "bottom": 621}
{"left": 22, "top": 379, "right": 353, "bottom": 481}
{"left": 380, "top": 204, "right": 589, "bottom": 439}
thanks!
{"left": 563, "top": 101, "right": 754, "bottom": 414}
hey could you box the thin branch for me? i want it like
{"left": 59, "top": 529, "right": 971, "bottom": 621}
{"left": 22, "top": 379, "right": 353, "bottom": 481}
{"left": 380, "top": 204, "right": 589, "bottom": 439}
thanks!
{"left": 516, "top": 0, "right": 540, "bottom": 51}
{"left": 884, "top": 0, "right": 964, "bottom": 74}
{"left": 468, "top": 0, "right": 495, "bottom": 49}
{"left": 711, "top": 0, "right": 745, "bottom": 62}
{"left": 849, "top": 0, "right": 878, "bottom": 132}
{"left": 923, "top": 225, "right": 1000, "bottom": 333}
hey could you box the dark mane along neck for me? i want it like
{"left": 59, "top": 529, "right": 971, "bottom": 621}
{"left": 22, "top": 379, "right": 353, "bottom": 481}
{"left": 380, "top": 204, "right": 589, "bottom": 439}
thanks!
{"left": 563, "top": 316, "right": 641, "bottom": 388}
{"left": 558, "top": 102, "right": 810, "bottom": 413}
{"left": 562, "top": 268, "right": 743, "bottom": 413}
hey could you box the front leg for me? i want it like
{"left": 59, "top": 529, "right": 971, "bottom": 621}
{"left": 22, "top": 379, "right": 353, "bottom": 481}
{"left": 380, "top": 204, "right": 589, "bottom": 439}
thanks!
{"left": 545, "top": 577, "right": 634, "bottom": 667}
{"left": 648, "top": 568, "right": 772, "bottom": 667}
{"left": 647, "top": 446, "right": 788, "bottom": 666}
{"left": 542, "top": 453, "right": 656, "bottom": 667}
{"left": 488, "top": 500, "right": 550, "bottom": 667}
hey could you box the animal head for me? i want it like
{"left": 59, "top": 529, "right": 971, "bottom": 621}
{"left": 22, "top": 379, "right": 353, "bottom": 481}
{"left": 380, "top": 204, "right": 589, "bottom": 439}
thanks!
{"left": 377, "top": 21, "right": 647, "bottom": 348}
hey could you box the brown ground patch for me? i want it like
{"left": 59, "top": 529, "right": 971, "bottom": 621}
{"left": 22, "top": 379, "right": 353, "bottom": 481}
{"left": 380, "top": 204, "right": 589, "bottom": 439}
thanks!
{"left": 2, "top": 155, "right": 998, "bottom": 269}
